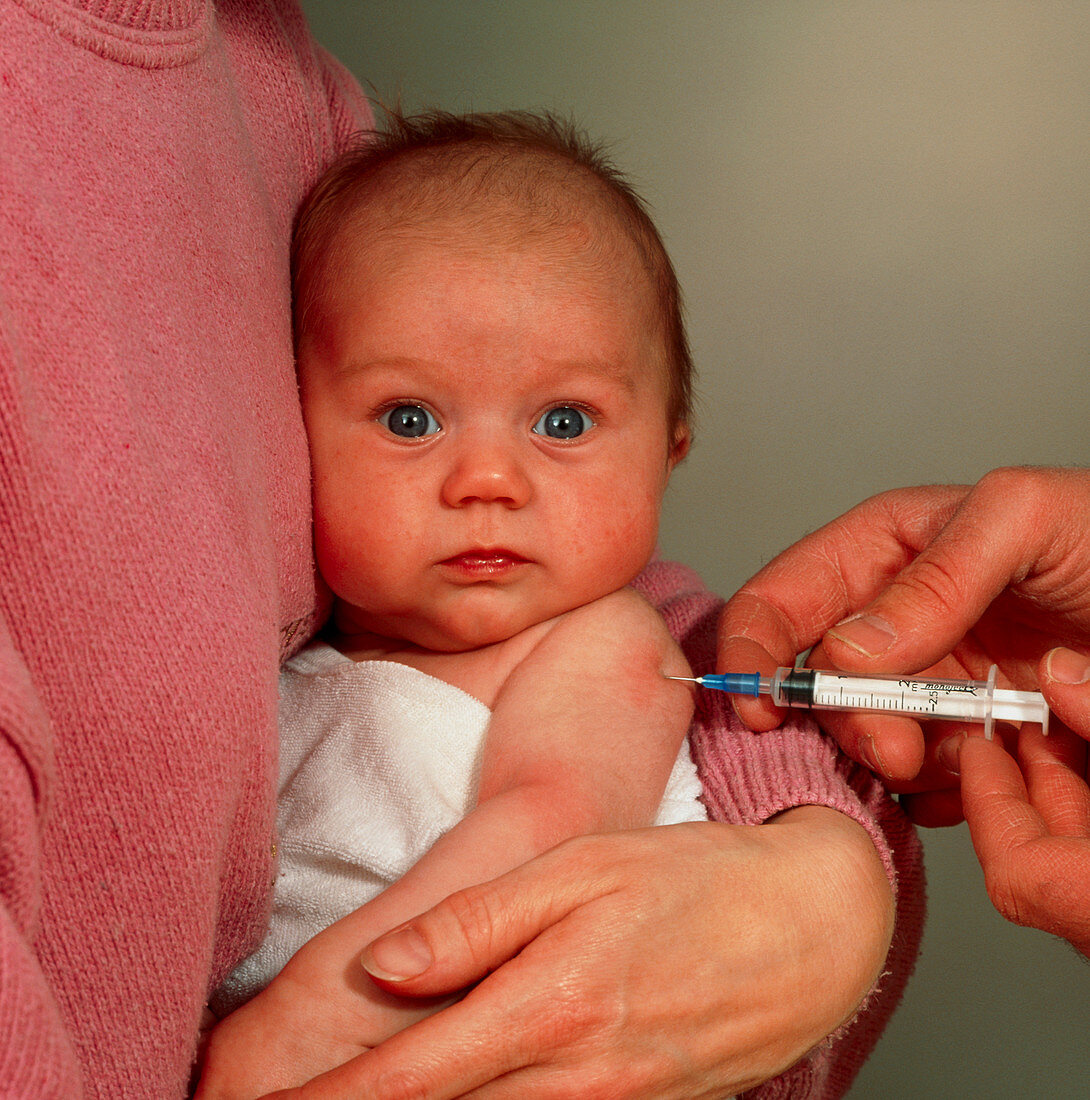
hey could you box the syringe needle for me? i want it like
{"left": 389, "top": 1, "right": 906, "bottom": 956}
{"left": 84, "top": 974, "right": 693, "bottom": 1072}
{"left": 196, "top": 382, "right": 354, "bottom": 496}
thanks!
{"left": 665, "top": 672, "right": 766, "bottom": 696}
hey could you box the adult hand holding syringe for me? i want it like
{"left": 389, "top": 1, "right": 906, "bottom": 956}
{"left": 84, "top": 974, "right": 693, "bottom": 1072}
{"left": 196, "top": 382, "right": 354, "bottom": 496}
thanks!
{"left": 718, "top": 466, "right": 1090, "bottom": 955}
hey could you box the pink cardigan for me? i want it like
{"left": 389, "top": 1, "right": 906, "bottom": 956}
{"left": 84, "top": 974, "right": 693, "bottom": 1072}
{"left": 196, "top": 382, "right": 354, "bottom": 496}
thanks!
{"left": 0, "top": 2, "right": 921, "bottom": 1095}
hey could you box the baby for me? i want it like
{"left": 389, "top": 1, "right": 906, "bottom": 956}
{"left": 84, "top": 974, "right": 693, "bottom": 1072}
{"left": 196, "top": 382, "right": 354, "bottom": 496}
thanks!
{"left": 201, "top": 109, "right": 707, "bottom": 1092}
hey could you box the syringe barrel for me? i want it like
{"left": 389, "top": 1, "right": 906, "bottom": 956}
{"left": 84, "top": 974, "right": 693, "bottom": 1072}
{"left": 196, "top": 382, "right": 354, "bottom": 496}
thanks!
{"left": 769, "top": 666, "right": 1048, "bottom": 733}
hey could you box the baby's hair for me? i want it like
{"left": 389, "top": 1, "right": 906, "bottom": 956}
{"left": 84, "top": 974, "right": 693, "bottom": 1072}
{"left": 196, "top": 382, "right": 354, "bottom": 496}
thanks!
{"left": 292, "top": 108, "right": 693, "bottom": 433}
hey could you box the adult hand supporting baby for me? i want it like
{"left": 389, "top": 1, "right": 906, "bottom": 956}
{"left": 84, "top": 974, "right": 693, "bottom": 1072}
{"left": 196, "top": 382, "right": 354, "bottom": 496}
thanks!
{"left": 718, "top": 464, "right": 1090, "bottom": 948}
{"left": 265, "top": 810, "right": 892, "bottom": 1098}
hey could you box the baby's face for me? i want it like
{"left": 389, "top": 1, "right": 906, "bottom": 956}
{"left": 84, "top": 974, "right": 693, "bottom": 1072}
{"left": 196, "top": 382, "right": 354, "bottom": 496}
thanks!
{"left": 297, "top": 212, "right": 688, "bottom": 652}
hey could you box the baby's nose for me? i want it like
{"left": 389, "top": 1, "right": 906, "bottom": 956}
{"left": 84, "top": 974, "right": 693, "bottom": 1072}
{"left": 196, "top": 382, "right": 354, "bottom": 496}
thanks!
{"left": 440, "top": 435, "right": 532, "bottom": 508}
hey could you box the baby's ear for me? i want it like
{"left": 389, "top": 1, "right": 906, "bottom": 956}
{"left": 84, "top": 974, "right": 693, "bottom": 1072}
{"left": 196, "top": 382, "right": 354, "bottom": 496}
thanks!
{"left": 667, "top": 422, "right": 691, "bottom": 470}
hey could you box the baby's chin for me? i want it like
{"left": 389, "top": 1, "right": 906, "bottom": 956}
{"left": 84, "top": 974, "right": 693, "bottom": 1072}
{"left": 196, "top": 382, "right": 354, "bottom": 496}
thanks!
{"left": 405, "top": 620, "right": 532, "bottom": 654}
{"left": 338, "top": 586, "right": 598, "bottom": 654}
{"left": 402, "top": 606, "right": 564, "bottom": 654}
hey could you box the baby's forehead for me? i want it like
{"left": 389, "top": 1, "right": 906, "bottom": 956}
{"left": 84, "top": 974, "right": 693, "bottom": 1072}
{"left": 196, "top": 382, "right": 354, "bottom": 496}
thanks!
{"left": 299, "top": 138, "right": 672, "bottom": 370}
{"left": 345, "top": 144, "right": 640, "bottom": 259}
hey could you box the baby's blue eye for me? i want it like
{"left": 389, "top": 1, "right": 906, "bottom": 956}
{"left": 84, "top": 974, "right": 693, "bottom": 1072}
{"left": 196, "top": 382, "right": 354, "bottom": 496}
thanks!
{"left": 532, "top": 406, "right": 594, "bottom": 440}
{"left": 380, "top": 405, "right": 440, "bottom": 438}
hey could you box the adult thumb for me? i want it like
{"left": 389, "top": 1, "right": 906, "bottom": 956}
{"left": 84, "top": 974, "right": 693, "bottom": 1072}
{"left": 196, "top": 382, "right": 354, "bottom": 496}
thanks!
{"left": 1040, "top": 647, "right": 1090, "bottom": 741}
{"left": 359, "top": 848, "right": 590, "bottom": 997}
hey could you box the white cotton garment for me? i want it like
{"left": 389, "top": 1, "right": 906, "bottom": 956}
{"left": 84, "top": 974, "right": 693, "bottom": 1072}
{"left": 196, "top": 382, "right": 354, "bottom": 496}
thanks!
{"left": 211, "top": 640, "right": 708, "bottom": 1014}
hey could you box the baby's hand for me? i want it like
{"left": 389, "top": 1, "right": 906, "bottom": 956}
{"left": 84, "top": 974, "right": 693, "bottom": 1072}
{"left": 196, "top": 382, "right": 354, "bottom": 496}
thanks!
{"left": 193, "top": 918, "right": 458, "bottom": 1098}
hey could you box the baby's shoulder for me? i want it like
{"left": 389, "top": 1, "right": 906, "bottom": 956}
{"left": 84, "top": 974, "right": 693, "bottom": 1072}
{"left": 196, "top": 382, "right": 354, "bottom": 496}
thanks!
{"left": 551, "top": 586, "right": 671, "bottom": 644}
{"left": 521, "top": 588, "right": 682, "bottom": 684}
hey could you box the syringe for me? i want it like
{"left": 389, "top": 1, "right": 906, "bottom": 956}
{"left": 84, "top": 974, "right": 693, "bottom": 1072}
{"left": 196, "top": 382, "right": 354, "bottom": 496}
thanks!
{"left": 670, "top": 664, "right": 1049, "bottom": 739}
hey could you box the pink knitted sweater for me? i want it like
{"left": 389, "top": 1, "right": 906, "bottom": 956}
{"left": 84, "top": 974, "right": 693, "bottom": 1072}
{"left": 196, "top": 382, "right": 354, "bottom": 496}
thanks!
{"left": 0, "top": 2, "right": 921, "bottom": 1096}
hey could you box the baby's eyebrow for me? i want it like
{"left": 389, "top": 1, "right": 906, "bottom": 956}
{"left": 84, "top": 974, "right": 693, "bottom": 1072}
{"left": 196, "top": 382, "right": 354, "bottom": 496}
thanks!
{"left": 543, "top": 356, "right": 642, "bottom": 394}
{"left": 328, "top": 356, "right": 426, "bottom": 382}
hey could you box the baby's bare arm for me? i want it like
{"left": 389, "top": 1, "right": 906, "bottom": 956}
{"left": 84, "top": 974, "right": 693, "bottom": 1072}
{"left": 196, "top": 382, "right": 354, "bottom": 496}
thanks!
{"left": 352, "top": 590, "right": 695, "bottom": 935}
{"left": 292, "top": 587, "right": 695, "bottom": 970}
{"left": 477, "top": 586, "right": 695, "bottom": 839}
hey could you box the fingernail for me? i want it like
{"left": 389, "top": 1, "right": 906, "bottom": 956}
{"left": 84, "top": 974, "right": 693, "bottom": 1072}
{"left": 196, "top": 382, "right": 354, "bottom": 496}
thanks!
{"left": 936, "top": 733, "right": 966, "bottom": 776}
{"left": 361, "top": 926, "right": 432, "bottom": 982}
{"left": 1045, "top": 646, "right": 1090, "bottom": 685}
{"left": 828, "top": 615, "right": 897, "bottom": 658}
{"left": 860, "top": 735, "right": 886, "bottom": 775}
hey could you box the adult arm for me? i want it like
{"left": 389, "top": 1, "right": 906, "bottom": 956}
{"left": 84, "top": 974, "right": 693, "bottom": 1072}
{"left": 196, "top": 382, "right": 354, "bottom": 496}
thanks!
{"left": 0, "top": 615, "right": 83, "bottom": 1095}
{"left": 294, "top": 812, "right": 896, "bottom": 1100}
{"left": 0, "top": 311, "right": 83, "bottom": 1093}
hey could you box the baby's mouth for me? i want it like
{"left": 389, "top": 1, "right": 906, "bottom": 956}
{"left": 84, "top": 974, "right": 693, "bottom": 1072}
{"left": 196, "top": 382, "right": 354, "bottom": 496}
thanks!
{"left": 439, "top": 550, "right": 530, "bottom": 577}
